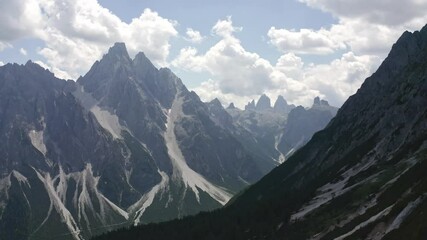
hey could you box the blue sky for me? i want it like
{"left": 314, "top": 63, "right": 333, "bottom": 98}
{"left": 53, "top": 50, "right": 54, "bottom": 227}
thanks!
{"left": 1, "top": 0, "right": 426, "bottom": 107}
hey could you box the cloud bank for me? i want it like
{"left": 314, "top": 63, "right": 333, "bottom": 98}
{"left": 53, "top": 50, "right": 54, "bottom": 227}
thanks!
{"left": 1, "top": 0, "right": 427, "bottom": 108}
{"left": 174, "top": 17, "right": 380, "bottom": 107}
{"left": 0, "top": 0, "right": 178, "bottom": 79}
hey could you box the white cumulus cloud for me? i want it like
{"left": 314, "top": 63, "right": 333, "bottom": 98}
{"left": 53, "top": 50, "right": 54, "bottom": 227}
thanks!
{"left": 293, "top": 0, "right": 427, "bottom": 58}
{"left": 185, "top": 28, "right": 205, "bottom": 43}
{"left": 175, "top": 17, "right": 378, "bottom": 108}
{"left": 19, "top": 48, "right": 27, "bottom": 56}
{"left": 0, "top": 42, "right": 11, "bottom": 51}
{"left": 174, "top": 17, "right": 275, "bottom": 97}
{"left": 268, "top": 27, "right": 346, "bottom": 54}
{"left": 0, "top": 0, "right": 178, "bottom": 79}
{"left": 211, "top": 16, "right": 242, "bottom": 38}
{"left": 0, "top": 0, "right": 43, "bottom": 41}
{"left": 303, "top": 52, "right": 381, "bottom": 106}
{"left": 299, "top": 0, "right": 427, "bottom": 27}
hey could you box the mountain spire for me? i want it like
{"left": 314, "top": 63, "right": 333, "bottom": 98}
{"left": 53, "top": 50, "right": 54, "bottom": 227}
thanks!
{"left": 273, "top": 95, "right": 292, "bottom": 113}
{"left": 255, "top": 94, "right": 272, "bottom": 111}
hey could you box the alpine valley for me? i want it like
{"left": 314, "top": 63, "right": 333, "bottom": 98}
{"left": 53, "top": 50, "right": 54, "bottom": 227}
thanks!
{"left": 0, "top": 42, "right": 336, "bottom": 240}
{"left": 93, "top": 25, "right": 427, "bottom": 239}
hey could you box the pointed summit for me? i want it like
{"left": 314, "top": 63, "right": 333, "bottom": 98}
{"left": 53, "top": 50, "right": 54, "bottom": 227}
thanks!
{"left": 245, "top": 100, "right": 256, "bottom": 110}
{"left": 311, "top": 97, "right": 338, "bottom": 115}
{"left": 273, "top": 95, "right": 292, "bottom": 113}
{"left": 312, "top": 97, "right": 331, "bottom": 108}
{"left": 97, "top": 42, "right": 132, "bottom": 67}
{"left": 90, "top": 42, "right": 132, "bottom": 72}
{"left": 313, "top": 96, "right": 321, "bottom": 106}
{"left": 133, "top": 51, "right": 158, "bottom": 80}
{"left": 78, "top": 42, "right": 133, "bottom": 100}
{"left": 108, "top": 42, "right": 129, "bottom": 58}
{"left": 209, "top": 98, "right": 222, "bottom": 108}
{"left": 227, "top": 103, "right": 236, "bottom": 110}
{"left": 133, "top": 52, "right": 155, "bottom": 69}
{"left": 256, "top": 94, "right": 271, "bottom": 111}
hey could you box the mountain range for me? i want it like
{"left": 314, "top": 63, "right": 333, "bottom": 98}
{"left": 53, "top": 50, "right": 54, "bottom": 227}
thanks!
{"left": 0, "top": 42, "right": 336, "bottom": 239}
{"left": 226, "top": 95, "right": 337, "bottom": 163}
{"left": 92, "top": 24, "right": 427, "bottom": 240}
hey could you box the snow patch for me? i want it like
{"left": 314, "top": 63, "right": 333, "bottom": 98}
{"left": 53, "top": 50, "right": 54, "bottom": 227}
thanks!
{"left": 73, "top": 85, "right": 123, "bottom": 139}
{"left": 291, "top": 158, "right": 377, "bottom": 221}
{"left": 29, "top": 130, "right": 47, "bottom": 155}
{"left": 164, "top": 94, "right": 232, "bottom": 205}
{"left": 34, "top": 169, "right": 82, "bottom": 240}
{"left": 386, "top": 195, "right": 426, "bottom": 233}
{"left": 334, "top": 205, "right": 394, "bottom": 240}
{"left": 56, "top": 166, "right": 68, "bottom": 203}
{"left": 101, "top": 195, "right": 129, "bottom": 220}
{"left": 76, "top": 164, "right": 97, "bottom": 230}
{"left": 91, "top": 106, "right": 123, "bottom": 139}
{"left": 32, "top": 164, "right": 129, "bottom": 239}
{"left": 71, "top": 164, "right": 129, "bottom": 228}
{"left": 12, "top": 170, "right": 31, "bottom": 188}
{"left": 285, "top": 136, "right": 306, "bottom": 158}
{"left": 130, "top": 170, "right": 169, "bottom": 226}
{"left": 274, "top": 133, "right": 286, "bottom": 164}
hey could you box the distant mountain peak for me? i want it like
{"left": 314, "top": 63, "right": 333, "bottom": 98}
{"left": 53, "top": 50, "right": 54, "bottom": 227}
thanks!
{"left": 227, "top": 102, "right": 236, "bottom": 110}
{"left": 133, "top": 51, "right": 157, "bottom": 79}
{"left": 312, "top": 96, "right": 330, "bottom": 107}
{"left": 275, "top": 95, "right": 287, "bottom": 105}
{"left": 320, "top": 99, "right": 329, "bottom": 106}
{"left": 273, "top": 95, "right": 294, "bottom": 113}
{"left": 106, "top": 42, "right": 129, "bottom": 58}
{"left": 209, "top": 98, "right": 222, "bottom": 108}
{"left": 110, "top": 42, "right": 127, "bottom": 53}
{"left": 24, "top": 60, "right": 42, "bottom": 70}
{"left": 313, "top": 96, "right": 321, "bottom": 105}
{"left": 133, "top": 51, "right": 152, "bottom": 65}
{"left": 256, "top": 94, "right": 271, "bottom": 111}
{"left": 20, "top": 60, "right": 56, "bottom": 79}
{"left": 245, "top": 100, "right": 256, "bottom": 110}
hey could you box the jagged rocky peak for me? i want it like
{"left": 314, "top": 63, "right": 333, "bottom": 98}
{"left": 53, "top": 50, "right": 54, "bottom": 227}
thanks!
{"left": 24, "top": 60, "right": 42, "bottom": 69}
{"left": 245, "top": 100, "right": 256, "bottom": 110}
{"left": 381, "top": 24, "right": 427, "bottom": 73}
{"left": 1, "top": 61, "right": 61, "bottom": 94}
{"left": 133, "top": 51, "right": 163, "bottom": 79}
{"left": 133, "top": 51, "right": 156, "bottom": 70}
{"left": 312, "top": 96, "right": 329, "bottom": 107}
{"left": 274, "top": 95, "right": 287, "bottom": 107}
{"left": 227, "top": 102, "right": 236, "bottom": 109}
{"left": 80, "top": 42, "right": 131, "bottom": 80}
{"left": 105, "top": 42, "right": 131, "bottom": 63}
{"left": 255, "top": 94, "right": 272, "bottom": 111}
{"left": 133, "top": 51, "right": 150, "bottom": 63}
{"left": 22, "top": 60, "right": 57, "bottom": 80}
{"left": 77, "top": 43, "right": 135, "bottom": 100}
{"left": 320, "top": 99, "right": 329, "bottom": 105}
{"left": 273, "top": 95, "right": 294, "bottom": 113}
{"left": 157, "top": 67, "right": 186, "bottom": 93}
{"left": 311, "top": 96, "right": 338, "bottom": 115}
{"left": 209, "top": 98, "right": 223, "bottom": 108}
{"left": 313, "top": 96, "right": 321, "bottom": 106}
